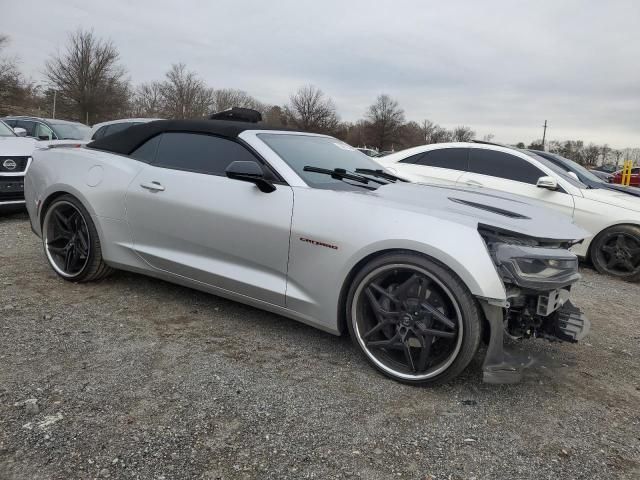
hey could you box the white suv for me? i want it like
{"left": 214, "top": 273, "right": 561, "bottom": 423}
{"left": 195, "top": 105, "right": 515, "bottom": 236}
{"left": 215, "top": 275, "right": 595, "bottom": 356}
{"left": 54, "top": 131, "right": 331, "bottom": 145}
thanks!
{"left": 378, "top": 142, "right": 640, "bottom": 281}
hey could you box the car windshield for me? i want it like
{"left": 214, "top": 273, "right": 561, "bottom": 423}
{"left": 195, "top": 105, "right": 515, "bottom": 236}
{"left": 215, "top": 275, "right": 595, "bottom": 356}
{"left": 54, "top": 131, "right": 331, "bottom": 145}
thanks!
{"left": 259, "top": 133, "right": 388, "bottom": 190}
{"left": 541, "top": 152, "right": 604, "bottom": 184}
{"left": 521, "top": 150, "right": 587, "bottom": 189}
{"left": 51, "top": 122, "right": 91, "bottom": 140}
{"left": 0, "top": 121, "right": 17, "bottom": 137}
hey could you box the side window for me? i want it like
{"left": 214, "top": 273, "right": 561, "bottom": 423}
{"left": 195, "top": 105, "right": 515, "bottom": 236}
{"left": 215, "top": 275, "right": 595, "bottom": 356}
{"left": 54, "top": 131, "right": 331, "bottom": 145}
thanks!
{"left": 5, "top": 120, "right": 17, "bottom": 127}
{"left": 468, "top": 149, "right": 544, "bottom": 184}
{"left": 399, "top": 152, "right": 427, "bottom": 165}
{"left": 130, "top": 135, "right": 161, "bottom": 163}
{"left": 92, "top": 126, "right": 108, "bottom": 140}
{"left": 416, "top": 148, "right": 468, "bottom": 170}
{"left": 153, "top": 132, "right": 259, "bottom": 176}
{"left": 632, "top": 168, "right": 640, "bottom": 174}
{"left": 16, "top": 120, "right": 36, "bottom": 137}
{"left": 34, "top": 122, "right": 54, "bottom": 140}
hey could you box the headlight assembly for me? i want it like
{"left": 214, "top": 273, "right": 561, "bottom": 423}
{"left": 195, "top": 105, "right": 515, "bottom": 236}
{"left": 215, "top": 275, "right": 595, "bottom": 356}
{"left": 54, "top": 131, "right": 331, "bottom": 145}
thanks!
{"left": 492, "top": 243, "right": 581, "bottom": 290}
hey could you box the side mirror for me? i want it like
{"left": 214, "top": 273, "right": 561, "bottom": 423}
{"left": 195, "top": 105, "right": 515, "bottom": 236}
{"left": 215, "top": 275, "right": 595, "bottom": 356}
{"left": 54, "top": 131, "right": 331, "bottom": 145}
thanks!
{"left": 536, "top": 176, "right": 558, "bottom": 190}
{"left": 225, "top": 160, "right": 276, "bottom": 193}
{"left": 38, "top": 135, "right": 52, "bottom": 141}
{"left": 13, "top": 127, "right": 27, "bottom": 137}
{"left": 567, "top": 171, "right": 579, "bottom": 182}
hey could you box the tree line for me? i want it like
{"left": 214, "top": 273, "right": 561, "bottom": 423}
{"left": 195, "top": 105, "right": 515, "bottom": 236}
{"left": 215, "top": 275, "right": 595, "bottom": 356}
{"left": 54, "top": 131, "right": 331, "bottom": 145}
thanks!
{"left": 1, "top": 30, "right": 637, "bottom": 166}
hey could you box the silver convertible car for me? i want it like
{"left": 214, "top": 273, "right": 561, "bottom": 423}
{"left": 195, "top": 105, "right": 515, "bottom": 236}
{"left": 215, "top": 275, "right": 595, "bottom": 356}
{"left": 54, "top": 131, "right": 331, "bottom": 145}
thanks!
{"left": 24, "top": 119, "right": 590, "bottom": 385}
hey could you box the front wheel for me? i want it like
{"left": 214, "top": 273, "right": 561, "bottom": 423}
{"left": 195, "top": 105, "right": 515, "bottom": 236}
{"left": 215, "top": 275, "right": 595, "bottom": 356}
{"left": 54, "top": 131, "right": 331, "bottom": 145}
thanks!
{"left": 590, "top": 225, "right": 640, "bottom": 282}
{"left": 42, "top": 194, "right": 113, "bottom": 282}
{"left": 346, "top": 252, "right": 482, "bottom": 385}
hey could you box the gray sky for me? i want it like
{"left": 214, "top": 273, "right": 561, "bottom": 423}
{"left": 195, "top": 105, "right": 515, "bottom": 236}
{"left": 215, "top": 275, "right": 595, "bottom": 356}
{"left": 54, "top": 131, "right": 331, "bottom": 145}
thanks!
{"left": 3, "top": 0, "right": 639, "bottom": 148}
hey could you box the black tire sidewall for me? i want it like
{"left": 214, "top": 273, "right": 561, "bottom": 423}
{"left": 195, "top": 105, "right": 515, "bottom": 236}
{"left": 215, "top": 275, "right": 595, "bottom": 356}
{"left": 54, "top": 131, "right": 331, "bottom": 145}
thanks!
{"left": 345, "top": 251, "right": 482, "bottom": 385}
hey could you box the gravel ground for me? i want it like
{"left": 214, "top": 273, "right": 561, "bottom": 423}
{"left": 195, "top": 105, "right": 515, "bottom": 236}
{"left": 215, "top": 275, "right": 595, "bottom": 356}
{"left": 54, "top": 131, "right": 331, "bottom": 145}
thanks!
{"left": 1, "top": 210, "right": 639, "bottom": 480}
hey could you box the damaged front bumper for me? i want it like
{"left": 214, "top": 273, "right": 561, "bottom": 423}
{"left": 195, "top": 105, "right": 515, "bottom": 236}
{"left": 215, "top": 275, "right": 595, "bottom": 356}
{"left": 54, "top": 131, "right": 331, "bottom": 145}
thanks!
{"left": 479, "top": 297, "right": 590, "bottom": 384}
{"left": 477, "top": 226, "right": 589, "bottom": 384}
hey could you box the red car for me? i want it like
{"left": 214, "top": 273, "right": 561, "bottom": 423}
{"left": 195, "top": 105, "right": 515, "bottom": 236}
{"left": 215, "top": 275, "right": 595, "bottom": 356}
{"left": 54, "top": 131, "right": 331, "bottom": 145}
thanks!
{"left": 612, "top": 167, "right": 640, "bottom": 186}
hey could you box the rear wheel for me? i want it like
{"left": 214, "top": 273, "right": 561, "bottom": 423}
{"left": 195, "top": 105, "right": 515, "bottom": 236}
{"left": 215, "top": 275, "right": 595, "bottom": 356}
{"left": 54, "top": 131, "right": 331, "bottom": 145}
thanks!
{"left": 346, "top": 252, "right": 482, "bottom": 385}
{"left": 42, "top": 195, "right": 113, "bottom": 282}
{"left": 591, "top": 225, "right": 640, "bottom": 282}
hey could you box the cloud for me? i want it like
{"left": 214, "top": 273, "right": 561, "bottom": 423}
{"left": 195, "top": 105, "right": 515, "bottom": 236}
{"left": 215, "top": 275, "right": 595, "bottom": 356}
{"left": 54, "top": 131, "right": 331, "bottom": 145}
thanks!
{"left": 3, "top": 0, "right": 638, "bottom": 147}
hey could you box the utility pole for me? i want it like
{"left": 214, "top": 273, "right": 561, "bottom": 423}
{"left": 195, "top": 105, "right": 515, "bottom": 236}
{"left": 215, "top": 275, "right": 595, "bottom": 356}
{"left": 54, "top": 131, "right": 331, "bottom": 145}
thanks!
{"left": 541, "top": 120, "right": 548, "bottom": 150}
{"left": 52, "top": 90, "right": 57, "bottom": 119}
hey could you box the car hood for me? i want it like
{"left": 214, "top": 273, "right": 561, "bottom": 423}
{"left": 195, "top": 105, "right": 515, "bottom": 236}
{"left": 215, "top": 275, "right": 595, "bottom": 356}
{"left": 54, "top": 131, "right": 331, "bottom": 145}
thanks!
{"left": 0, "top": 136, "right": 37, "bottom": 156}
{"left": 362, "top": 182, "right": 588, "bottom": 242}
{"left": 580, "top": 187, "right": 640, "bottom": 213}
{"left": 601, "top": 183, "right": 640, "bottom": 199}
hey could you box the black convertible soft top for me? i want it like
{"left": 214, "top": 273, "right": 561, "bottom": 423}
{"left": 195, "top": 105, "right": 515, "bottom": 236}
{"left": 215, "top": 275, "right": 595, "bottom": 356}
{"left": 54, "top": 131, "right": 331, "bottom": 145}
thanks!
{"left": 87, "top": 119, "right": 291, "bottom": 155}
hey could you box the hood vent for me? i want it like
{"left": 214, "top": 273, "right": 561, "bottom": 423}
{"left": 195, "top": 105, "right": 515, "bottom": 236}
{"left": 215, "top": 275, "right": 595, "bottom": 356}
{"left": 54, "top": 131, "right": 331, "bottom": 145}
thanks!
{"left": 449, "top": 197, "right": 530, "bottom": 219}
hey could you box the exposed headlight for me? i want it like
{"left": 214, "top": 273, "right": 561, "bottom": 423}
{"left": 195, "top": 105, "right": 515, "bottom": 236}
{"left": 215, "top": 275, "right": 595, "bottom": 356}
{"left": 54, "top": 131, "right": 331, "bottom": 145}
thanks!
{"left": 492, "top": 243, "right": 580, "bottom": 290}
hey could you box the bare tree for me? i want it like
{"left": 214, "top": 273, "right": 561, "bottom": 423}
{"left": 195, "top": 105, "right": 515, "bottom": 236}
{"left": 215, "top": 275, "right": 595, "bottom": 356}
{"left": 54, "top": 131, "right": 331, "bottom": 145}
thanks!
{"left": 45, "top": 29, "right": 130, "bottom": 124}
{"left": 159, "top": 63, "right": 214, "bottom": 119}
{"left": 284, "top": 85, "right": 339, "bottom": 133}
{"left": 132, "top": 81, "right": 164, "bottom": 117}
{"left": 365, "top": 94, "right": 405, "bottom": 150}
{"left": 450, "top": 125, "right": 475, "bottom": 142}
{"left": 211, "top": 88, "right": 265, "bottom": 113}
{"left": 582, "top": 144, "right": 601, "bottom": 167}
{"left": 421, "top": 120, "right": 451, "bottom": 144}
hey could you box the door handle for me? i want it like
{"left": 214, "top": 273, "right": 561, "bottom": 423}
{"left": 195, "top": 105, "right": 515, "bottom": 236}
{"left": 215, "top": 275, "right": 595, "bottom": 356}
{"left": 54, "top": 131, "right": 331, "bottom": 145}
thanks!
{"left": 465, "top": 179, "right": 483, "bottom": 187}
{"left": 140, "top": 181, "right": 165, "bottom": 192}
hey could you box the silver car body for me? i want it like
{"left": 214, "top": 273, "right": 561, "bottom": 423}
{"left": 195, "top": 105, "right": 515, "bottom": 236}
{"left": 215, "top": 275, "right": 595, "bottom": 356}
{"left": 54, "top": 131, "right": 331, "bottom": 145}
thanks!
{"left": 24, "top": 130, "right": 586, "bottom": 335}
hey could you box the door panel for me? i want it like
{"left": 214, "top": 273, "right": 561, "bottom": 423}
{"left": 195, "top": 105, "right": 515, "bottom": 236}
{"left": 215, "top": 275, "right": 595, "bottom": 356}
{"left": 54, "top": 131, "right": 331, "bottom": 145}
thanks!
{"left": 457, "top": 171, "right": 575, "bottom": 218}
{"left": 125, "top": 165, "right": 294, "bottom": 306}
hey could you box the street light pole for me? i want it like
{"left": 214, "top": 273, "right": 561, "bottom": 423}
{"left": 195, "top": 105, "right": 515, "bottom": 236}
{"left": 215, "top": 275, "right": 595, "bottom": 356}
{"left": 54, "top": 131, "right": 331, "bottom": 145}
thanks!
{"left": 52, "top": 90, "right": 57, "bottom": 119}
{"left": 541, "top": 120, "right": 547, "bottom": 150}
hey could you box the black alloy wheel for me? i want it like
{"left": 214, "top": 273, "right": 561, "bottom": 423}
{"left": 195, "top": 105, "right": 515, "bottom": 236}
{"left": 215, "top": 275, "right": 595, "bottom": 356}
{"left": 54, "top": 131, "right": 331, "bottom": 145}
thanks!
{"left": 42, "top": 195, "right": 113, "bottom": 282}
{"left": 346, "top": 252, "right": 482, "bottom": 385}
{"left": 592, "top": 225, "right": 640, "bottom": 282}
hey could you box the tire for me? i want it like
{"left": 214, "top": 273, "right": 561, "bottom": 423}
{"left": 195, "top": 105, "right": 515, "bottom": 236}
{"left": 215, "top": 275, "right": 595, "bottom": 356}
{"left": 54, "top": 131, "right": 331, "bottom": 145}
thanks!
{"left": 41, "top": 194, "right": 114, "bottom": 282}
{"left": 590, "top": 225, "right": 640, "bottom": 282}
{"left": 346, "top": 252, "right": 482, "bottom": 385}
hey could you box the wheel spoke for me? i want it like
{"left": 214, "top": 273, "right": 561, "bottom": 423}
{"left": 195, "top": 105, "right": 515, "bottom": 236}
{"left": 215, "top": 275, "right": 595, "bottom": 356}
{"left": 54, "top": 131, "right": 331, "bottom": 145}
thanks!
{"left": 47, "top": 245, "right": 67, "bottom": 256}
{"left": 403, "top": 340, "right": 416, "bottom": 372}
{"left": 64, "top": 248, "right": 73, "bottom": 271}
{"left": 53, "top": 210, "right": 71, "bottom": 234}
{"left": 420, "top": 302, "right": 456, "bottom": 330}
{"left": 615, "top": 235, "right": 627, "bottom": 249}
{"left": 369, "top": 282, "right": 399, "bottom": 303}
{"left": 622, "top": 259, "right": 636, "bottom": 272}
{"left": 601, "top": 244, "right": 616, "bottom": 254}
{"left": 416, "top": 334, "right": 433, "bottom": 372}
{"left": 605, "top": 256, "right": 621, "bottom": 269}
{"left": 419, "top": 327, "right": 456, "bottom": 339}
{"left": 367, "top": 332, "right": 400, "bottom": 348}
{"left": 363, "top": 320, "right": 392, "bottom": 339}
{"left": 394, "top": 274, "right": 420, "bottom": 301}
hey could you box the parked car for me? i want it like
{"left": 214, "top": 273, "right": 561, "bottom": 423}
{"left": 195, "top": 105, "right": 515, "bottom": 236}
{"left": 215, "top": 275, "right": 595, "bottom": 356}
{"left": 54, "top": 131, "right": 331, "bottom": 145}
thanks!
{"left": 24, "top": 119, "right": 588, "bottom": 385}
{"left": 529, "top": 149, "right": 640, "bottom": 198}
{"left": 87, "top": 118, "right": 163, "bottom": 141}
{"left": 2, "top": 116, "right": 90, "bottom": 141}
{"left": 612, "top": 167, "right": 640, "bottom": 187}
{"left": 378, "top": 142, "right": 640, "bottom": 281}
{"left": 0, "top": 120, "right": 37, "bottom": 210}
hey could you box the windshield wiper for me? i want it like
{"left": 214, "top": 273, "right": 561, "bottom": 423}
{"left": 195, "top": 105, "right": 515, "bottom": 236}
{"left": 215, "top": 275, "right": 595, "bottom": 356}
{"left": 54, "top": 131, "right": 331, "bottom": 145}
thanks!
{"left": 303, "top": 166, "right": 378, "bottom": 189}
{"left": 354, "top": 168, "right": 407, "bottom": 182}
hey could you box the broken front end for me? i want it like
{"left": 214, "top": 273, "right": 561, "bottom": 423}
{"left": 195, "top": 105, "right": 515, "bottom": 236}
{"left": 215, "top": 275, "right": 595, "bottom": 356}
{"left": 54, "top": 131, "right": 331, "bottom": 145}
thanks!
{"left": 478, "top": 226, "right": 590, "bottom": 384}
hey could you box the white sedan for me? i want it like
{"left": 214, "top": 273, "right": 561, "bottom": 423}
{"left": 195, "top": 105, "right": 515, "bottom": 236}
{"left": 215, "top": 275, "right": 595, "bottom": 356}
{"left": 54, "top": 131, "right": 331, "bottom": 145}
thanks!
{"left": 378, "top": 142, "right": 640, "bottom": 281}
